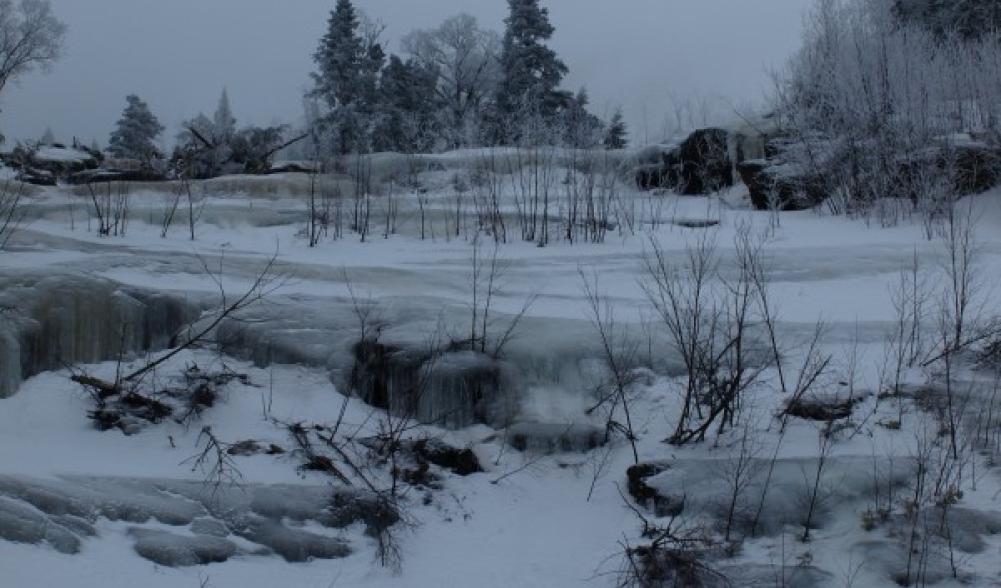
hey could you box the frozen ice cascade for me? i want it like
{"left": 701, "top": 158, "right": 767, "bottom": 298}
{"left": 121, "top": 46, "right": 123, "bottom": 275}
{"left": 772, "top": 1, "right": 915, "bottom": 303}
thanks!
{"left": 0, "top": 271, "right": 204, "bottom": 397}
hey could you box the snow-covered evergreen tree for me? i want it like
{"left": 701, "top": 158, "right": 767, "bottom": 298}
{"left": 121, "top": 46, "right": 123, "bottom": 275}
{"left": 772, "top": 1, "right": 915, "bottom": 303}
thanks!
{"left": 108, "top": 95, "right": 164, "bottom": 165}
{"left": 603, "top": 108, "right": 628, "bottom": 150}
{"left": 39, "top": 127, "right": 54, "bottom": 145}
{"left": 494, "top": 0, "right": 569, "bottom": 142}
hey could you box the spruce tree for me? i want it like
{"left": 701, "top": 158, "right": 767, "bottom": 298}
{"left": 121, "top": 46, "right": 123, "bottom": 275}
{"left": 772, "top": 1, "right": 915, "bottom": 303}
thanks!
{"left": 603, "top": 108, "right": 628, "bottom": 150}
{"left": 312, "top": 0, "right": 377, "bottom": 154}
{"left": 108, "top": 95, "right": 164, "bottom": 166}
{"left": 313, "top": 0, "right": 364, "bottom": 109}
{"left": 40, "top": 127, "right": 55, "bottom": 145}
{"left": 495, "top": 0, "right": 569, "bottom": 142}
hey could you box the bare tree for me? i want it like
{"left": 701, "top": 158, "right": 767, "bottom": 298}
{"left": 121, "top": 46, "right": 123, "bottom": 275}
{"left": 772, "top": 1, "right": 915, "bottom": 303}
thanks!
{"left": 0, "top": 0, "right": 66, "bottom": 100}
{"left": 0, "top": 179, "right": 25, "bottom": 249}
{"left": 403, "top": 14, "right": 500, "bottom": 149}
{"left": 642, "top": 228, "right": 769, "bottom": 444}
{"left": 580, "top": 268, "right": 641, "bottom": 464}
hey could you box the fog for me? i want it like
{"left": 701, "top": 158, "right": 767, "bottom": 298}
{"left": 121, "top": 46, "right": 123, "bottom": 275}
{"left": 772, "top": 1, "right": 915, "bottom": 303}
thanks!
{"left": 0, "top": 0, "right": 808, "bottom": 147}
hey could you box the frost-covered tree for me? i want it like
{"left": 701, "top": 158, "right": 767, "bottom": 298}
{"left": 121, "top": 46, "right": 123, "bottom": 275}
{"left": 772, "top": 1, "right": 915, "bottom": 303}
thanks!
{"left": 494, "top": 0, "right": 569, "bottom": 142}
{"left": 311, "top": 0, "right": 384, "bottom": 154}
{"left": 108, "top": 95, "right": 164, "bottom": 166}
{"left": 213, "top": 87, "right": 236, "bottom": 144}
{"left": 0, "top": 0, "right": 66, "bottom": 144}
{"left": 603, "top": 108, "right": 628, "bottom": 150}
{"left": 403, "top": 14, "right": 501, "bottom": 148}
{"left": 895, "top": 0, "right": 1001, "bottom": 38}
{"left": 561, "top": 87, "right": 603, "bottom": 148}
{"left": 0, "top": 0, "right": 65, "bottom": 96}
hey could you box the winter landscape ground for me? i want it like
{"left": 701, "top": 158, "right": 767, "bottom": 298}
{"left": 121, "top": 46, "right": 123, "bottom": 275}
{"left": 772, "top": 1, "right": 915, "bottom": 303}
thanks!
{"left": 7, "top": 0, "right": 1001, "bottom": 587}
{"left": 2, "top": 164, "right": 1001, "bottom": 587}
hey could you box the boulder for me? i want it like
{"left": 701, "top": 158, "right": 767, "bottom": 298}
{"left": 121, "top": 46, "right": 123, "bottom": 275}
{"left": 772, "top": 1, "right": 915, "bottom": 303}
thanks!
{"left": 633, "top": 128, "right": 734, "bottom": 194}
{"left": 626, "top": 461, "right": 684, "bottom": 517}
{"left": 351, "top": 341, "right": 514, "bottom": 429}
{"left": 676, "top": 128, "right": 734, "bottom": 194}
{"left": 737, "top": 159, "right": 828, "bottom": 211}
{"left": 900, "top": 137, "right": 1001, "bottom": 197}
{"left": 407, "top": 438, "right": 482, "bottom": 476}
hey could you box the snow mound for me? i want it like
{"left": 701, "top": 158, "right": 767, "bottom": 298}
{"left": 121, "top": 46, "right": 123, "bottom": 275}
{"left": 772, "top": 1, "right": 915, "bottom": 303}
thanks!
{"left": 0, "top": 476, "right": 393, "bottom": 566}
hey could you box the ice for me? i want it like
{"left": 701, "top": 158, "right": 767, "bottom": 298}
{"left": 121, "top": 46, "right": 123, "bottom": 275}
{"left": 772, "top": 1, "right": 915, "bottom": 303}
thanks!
{"left": 506, "top": 422, "right": 606, "bottom": 453}
{"left": 128, "top": 528, "right": 238, "bottom": 567}
{"left": 190, "top": 517, "right": 230, "bottom": 537}
{"left": 716, "top": 564, "right": 832, "bottom": 588}
{"left": 0, "top": 476, "right": 371, "bottom": 566}
{"left": 0, "top": 271, "right": 203, "bottom": 397}
{"left": 645, "top": 457, "right": 914, "bottom": 537}
{"left": 0, "top": 495, "right": 82, "bottom": 554}
{"left": 237, "top": 516, "right": 351, "bottom": 562}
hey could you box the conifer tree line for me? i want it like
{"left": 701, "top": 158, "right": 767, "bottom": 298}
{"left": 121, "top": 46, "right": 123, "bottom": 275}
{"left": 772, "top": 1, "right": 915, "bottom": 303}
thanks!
{"left": 894, "top": 0, "right": 1001, "bottom": 39}
{"left": 19, "top": 0, "right": 631, "bottom": 171}
{"left": 309, "top": 0, "right": 626, "bottom": 156}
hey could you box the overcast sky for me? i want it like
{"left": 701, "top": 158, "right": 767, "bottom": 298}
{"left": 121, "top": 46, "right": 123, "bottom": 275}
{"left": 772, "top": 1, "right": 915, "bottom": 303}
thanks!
{"left": 0, "top": 0, "right": 809, "bottom": 147}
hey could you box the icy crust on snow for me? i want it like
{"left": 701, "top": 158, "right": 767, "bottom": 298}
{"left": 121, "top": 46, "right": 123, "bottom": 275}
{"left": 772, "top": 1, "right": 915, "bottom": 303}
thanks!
{"left": 643, "top": 456, "right": 1001, "bottom": 584}
{"left": 0, "top": 475, "right": 393, "bottom": 566}
{"left": 0, "top": 271, "right": 204, "bottom": 397}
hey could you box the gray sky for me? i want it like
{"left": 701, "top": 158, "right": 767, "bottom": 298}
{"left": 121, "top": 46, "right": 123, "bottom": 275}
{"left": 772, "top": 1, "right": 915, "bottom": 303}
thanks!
{"left": 0, "top": 0, "right": 809, "bottom": 147}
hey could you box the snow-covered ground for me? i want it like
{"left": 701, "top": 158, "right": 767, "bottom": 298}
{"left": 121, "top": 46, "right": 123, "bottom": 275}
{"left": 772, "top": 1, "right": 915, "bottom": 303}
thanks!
{"left": 3, "top": 166, "right": 1001, "bottom": 587}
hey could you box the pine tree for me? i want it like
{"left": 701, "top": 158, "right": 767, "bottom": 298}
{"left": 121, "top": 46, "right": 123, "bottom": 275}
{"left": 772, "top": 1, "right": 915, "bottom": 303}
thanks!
{"left": 108, "top": 95, "right": 164, "bottom": 166}
{"left": 494, "top": 0, "right": 569, "bottom": 142}
{"left": 40, "top": 127, "right": 55, "bottom": 145}
{"left": 213, "top": 87, "right": 236, "bottom": 144}
{"left": 603, "top": 108, "right": 628, "bottom": 150}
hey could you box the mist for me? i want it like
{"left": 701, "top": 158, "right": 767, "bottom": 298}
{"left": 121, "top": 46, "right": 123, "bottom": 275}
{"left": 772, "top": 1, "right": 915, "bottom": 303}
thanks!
{"left": 0, "top": 0, "right": 808, "bottom": 147}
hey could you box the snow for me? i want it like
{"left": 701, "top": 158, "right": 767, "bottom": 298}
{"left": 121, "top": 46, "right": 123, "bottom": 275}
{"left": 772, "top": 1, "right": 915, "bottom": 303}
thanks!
{"left": 3, "top": 159, "right": 1001, "bottom": 586}
{"left": 33, "top": 146, "right": 94, "bottom": 164}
